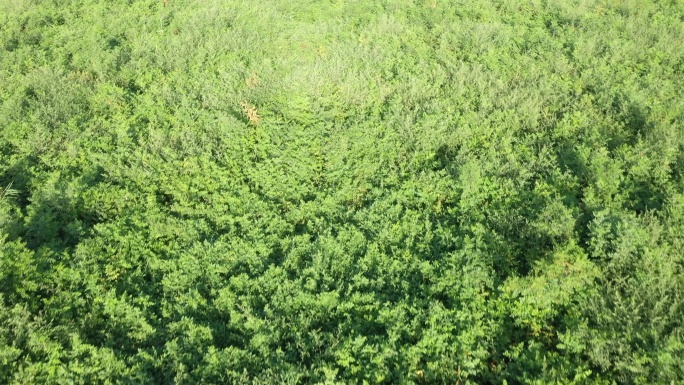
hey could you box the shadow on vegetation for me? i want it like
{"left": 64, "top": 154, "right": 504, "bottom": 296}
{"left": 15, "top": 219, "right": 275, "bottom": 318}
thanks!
{"left": 1, "top": 157, "right": 104, "bottom": 253}
{"left": 607, "top": 91, "right": 654, "bottom": 151}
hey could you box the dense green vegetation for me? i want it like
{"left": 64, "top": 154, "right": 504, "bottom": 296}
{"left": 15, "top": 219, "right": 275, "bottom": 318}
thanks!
{"left": 1, "top": 0, "right": 684, "bottom": 383}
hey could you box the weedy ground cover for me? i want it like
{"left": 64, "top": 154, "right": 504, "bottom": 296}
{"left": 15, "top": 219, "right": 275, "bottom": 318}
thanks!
{"left": 1, "top": 0, "right": 683, "bottom": 383}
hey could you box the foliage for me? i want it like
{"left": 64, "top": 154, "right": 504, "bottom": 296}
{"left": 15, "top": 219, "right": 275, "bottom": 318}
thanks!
{"left": 1, "top": 0, "right": 683, "bottom": 383}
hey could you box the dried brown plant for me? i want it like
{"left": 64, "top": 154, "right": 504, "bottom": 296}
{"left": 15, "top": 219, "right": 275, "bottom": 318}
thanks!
{"left": 240, "top": 101, "right": 260, "bottom": 125}
{"left": 245, "top": 72, "right": 259, "bottom": 88}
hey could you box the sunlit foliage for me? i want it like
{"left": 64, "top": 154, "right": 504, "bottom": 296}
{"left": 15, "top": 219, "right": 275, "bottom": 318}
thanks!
{"left": 1, "top": 0, "right": 683, "bottom": 383}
